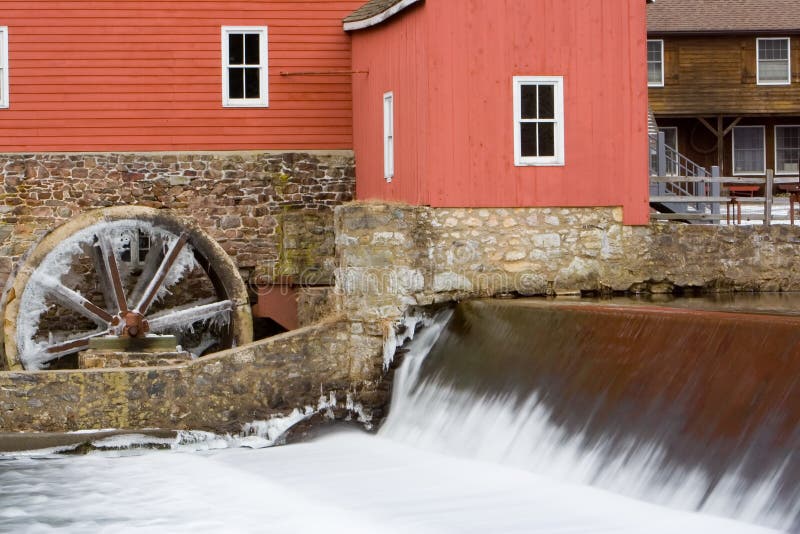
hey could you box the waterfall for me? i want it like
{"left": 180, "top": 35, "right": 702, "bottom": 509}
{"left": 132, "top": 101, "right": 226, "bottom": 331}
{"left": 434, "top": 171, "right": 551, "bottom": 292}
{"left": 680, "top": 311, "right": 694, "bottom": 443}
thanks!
{"left": 380, "top": 299, "right": 800, "bottom": 532}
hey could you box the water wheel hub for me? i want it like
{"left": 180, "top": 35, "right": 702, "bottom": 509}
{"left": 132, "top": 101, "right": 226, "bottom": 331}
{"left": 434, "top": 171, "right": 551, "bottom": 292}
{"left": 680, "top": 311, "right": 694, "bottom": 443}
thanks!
{"left": 121, "top": 311, "right": 149, "bottom": 338}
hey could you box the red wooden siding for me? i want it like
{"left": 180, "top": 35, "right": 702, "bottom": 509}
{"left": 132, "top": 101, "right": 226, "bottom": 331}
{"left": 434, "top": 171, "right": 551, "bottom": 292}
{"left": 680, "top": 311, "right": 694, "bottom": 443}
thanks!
{"left": 351, "top": 0, "right": 650, "bottom": 225}
{"left": 0, "top": 0, "right": 365, "bottom": 152}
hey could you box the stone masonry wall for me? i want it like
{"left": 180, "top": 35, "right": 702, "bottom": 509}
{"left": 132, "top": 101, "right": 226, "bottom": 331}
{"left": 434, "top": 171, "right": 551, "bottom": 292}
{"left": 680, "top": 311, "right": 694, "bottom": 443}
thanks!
{"left": 0, "top": 151, "right": 355, "bottom": 291}
{"left": 335, "top": 203, "right": 800, "bottom": 322}
{"left": 0, "top": 319, "right": 385, "bottom": 433}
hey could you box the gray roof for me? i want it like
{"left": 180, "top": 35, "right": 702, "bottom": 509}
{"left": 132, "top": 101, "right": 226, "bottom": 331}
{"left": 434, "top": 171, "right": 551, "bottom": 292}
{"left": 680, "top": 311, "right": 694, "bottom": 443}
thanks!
{"left": 648, "top": 0, "right": 800, "bottom": 34}
{"left": 344, "top": 0, "right": 414, "bottom": 24}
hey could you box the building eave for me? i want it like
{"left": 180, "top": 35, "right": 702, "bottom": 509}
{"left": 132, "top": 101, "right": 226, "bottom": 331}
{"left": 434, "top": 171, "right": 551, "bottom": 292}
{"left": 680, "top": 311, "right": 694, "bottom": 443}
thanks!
{"left": 343, "top": 0, "right": 423, "bottom": 32}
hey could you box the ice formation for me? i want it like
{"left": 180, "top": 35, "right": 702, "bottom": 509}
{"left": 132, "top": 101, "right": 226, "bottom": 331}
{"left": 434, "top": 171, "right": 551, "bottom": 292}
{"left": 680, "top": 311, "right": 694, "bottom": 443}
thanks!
{"left": 14, "top": 219, "right": 211, "bottom": 369}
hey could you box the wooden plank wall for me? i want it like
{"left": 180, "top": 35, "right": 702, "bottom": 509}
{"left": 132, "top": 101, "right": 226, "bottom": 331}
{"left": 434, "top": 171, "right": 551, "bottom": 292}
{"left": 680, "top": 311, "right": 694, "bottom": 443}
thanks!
{"left": 351, "top": 0, "right": 651, "bottom": 225}
{"left": 0, "top": 0, "right": 364, "bottom": 152}
{"left": 650, "top": 35, "right": 800, "bottom": 116}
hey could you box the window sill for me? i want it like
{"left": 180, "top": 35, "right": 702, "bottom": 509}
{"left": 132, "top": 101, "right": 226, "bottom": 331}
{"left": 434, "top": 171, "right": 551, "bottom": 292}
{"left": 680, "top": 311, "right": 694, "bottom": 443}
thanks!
{"left": 515, "top": 161, "right": 565, "bottom": 167}
{"left": 223, "top": 100, "right": 269, "bottom": 108}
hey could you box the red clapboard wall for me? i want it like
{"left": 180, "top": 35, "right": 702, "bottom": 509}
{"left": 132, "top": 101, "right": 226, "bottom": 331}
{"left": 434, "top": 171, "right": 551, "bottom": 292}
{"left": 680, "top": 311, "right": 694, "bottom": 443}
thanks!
{"left": 0, "top": 0, "right": 365, "bottom": 152}
{"left": 350, "top": 0, "right": 651, "bottom": 225}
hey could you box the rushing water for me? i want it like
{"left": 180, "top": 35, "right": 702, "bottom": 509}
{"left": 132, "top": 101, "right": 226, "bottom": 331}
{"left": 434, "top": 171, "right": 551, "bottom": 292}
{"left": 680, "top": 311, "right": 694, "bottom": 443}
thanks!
{"left": 1, "top": 299, "right": 797, "bottom": 533}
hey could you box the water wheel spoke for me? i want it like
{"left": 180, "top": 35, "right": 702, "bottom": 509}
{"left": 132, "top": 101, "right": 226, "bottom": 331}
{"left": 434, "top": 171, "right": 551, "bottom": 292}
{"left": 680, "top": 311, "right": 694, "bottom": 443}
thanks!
{"left": 90, "top": 243, "right": 118, "bottom": 315}
{"left": 135, "top": 232, "right": 189, "bottom": 315}
{"left": 39, "top": 330, "right": 108, "bottom": 363}
{"left": 128, "top": 235, "right": 164, "bottom": 306}
{"left": 37, "top": 275, "right": 115, "bottom": 326}
{"left": 148, "top": 299, "right": 233, "bottom": 333}
{"left": 96, "top": 233, "right": 129, "bottom": 314}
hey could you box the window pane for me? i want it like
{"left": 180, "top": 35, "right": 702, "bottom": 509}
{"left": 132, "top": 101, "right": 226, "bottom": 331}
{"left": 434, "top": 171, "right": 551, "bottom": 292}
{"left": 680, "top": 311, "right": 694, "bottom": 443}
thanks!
{"left": 734, "top": 128, "right": 764, "bottom": 173}
{"left": 777, "top": 127, "right": 800, "bottom": 174}
{"left": 244, "top": 68, "right": 260, "bottom": 99}
{"left": 244, "top": 34, "right": 260, "bottom": 65}
{"left": 520, "top": 123, "right": 537, "bottom": 157}
{"left": 760, "top": 60, "right": 789, "bottom": 82}
{"left": 759, "top": 39, "right": 788, "bottom": 60}
{"left": 538, "top": 123, "right": 555, "bottom": 157}
{"left": 647, "top": 40, "right": 663, "bottom": 84}
{"left": 228, "top": 68, "right": 244, "bottom": 98}
{"left": 228, "top": 34, "right": 244, "bottom": 65}
{"left": 648, "top": 63, "right": 662, "bottom": 84}
{"left": 758, "top": 39, "right": 790, "bottom": 82}
{"left": 538, "top": 85, "right": 554, "bottom": 119}
{"left": 520, "top": 85, "right": 537, "bottom": 119}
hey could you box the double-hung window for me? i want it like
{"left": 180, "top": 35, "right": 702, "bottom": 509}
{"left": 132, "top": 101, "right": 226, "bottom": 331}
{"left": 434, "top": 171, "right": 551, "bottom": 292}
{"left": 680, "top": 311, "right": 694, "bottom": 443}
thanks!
{"left": 383, "top": 92, "right": 394, "bottom": 181}
{"left": 775, "top": 126, "right": 800, "bottom": 175}
{"left": 0, "top": 27, "right": 8, "bottom": 109}
{"left": 647, "top": 40, "right": 664, "bottom": 87}
{"left": 757, "top": 38, "right": 791, "bottom": 85}
{"left": 513, "top": 76, "right": 564, "bottom": 166}
{"left": 732, "top": 126, "right": 766, "bottom": 175}
{"left": 222, "top": 26, "right": 268, "bottom": 107}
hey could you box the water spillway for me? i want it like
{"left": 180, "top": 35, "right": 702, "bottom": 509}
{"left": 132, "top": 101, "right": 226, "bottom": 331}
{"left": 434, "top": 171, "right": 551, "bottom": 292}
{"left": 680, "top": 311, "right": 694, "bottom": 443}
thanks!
{"left": 381, "top": 299, "right": 800, "bottom": 532}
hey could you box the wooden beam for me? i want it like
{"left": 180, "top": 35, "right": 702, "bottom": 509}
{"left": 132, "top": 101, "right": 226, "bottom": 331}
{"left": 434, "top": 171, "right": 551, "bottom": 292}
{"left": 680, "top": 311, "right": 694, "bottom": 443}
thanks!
{"left": 722, "top": 117, "right": 742, "bottom": 137}
{"left": 698, "top": 117, "right": 719, "bottom": 136}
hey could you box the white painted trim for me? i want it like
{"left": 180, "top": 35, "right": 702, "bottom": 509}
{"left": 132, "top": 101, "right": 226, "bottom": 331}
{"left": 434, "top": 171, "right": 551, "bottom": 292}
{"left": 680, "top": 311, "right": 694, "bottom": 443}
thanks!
{"left": 383, "top": 91, "right": 394, "bottom": 181}
{"left": 647, "top": 39, "right": 665, "bottom": 88}
{"left": 343, "top": 0, "right": 423, "bottom": 31}
{"left": 774, "top": 124, "right": 800, "bottom": 175}
{"left": 756, "top": 37, "right": 791, "bottom": 86}
{"left": 659, "top": 126, "right": 679, "bottom": 176}
{"left": 513, "top": 76, "right": 565, "bottom": 167}
{"left": 221, "top": 26, "right": 269, "bottom": 108}
{"left": 0, "top": 27, "right": 8, "bottom": 109}
{"left": 732, "top": 125, "right": 766, "bottom": 176}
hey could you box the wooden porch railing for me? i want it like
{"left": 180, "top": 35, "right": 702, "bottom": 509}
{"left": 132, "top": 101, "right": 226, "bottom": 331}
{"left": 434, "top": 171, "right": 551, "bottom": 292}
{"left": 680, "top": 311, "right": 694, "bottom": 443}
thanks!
{"left": 650, "top": 169, "right": 800, "bottom": 224}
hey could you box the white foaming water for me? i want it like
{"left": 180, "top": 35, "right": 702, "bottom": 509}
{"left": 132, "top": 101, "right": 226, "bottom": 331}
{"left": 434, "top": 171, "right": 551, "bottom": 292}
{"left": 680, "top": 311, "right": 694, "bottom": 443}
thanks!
{"left": 0, "top": 310, "right": 790, "bottom": 533}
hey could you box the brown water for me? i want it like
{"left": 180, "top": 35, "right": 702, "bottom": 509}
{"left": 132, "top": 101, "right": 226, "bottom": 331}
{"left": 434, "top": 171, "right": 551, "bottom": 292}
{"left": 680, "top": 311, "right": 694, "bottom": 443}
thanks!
{"left": 393, "top": 298, "right": 800, "bottom": 531}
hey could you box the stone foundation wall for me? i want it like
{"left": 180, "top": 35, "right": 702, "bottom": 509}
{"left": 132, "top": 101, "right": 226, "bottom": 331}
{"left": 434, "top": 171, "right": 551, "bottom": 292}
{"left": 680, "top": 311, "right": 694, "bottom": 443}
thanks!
{"left": 0, "top": 319, "right": 385, "bottom": 433}
{"left": 0, "top": 151, "right": 355, "bottom": 290}
{"left": 335, "top": 203, "right": 800, "bottom": 322}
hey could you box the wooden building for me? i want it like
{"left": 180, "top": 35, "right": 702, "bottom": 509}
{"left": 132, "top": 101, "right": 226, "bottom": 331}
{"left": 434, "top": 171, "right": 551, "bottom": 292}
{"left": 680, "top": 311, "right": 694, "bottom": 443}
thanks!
{"left": 0, "top": 0, "right": 365, "bottom": 152}
{"left": 345, "top": 0, "right": 651, "bottom": 225}
{"left": 648, "top": 0, "right": 800, "bottom": 180}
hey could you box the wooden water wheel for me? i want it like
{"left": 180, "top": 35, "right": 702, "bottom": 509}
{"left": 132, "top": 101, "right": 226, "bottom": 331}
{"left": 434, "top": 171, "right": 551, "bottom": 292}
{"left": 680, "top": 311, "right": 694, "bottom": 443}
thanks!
{"left": 2, "top": 207, "right": 252, "bottom": 370}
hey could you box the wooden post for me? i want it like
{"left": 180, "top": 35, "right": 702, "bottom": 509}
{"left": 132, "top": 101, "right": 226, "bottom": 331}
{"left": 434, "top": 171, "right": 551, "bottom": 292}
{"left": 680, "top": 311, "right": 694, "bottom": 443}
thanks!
{"left": 716, "top": 116, "right": 724, "bottom": 176}
{"left": 711, "top": 166, "right": 721, "bottom": 221}
{"left": 765, "top": 169, "right": 774, "bottom": 226}
{"left": 697, "top": 167, "right": 707, "bottom": 218}
{"left": 657, "top": 131, "right": 667, "bottom": 178}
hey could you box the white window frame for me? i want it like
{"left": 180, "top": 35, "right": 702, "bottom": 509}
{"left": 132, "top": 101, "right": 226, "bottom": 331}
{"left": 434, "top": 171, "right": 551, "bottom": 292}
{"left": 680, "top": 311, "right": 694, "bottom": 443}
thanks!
{"left": 732, "top": 125, "right": 766, "bottom": 176}
{"left": 0, "top": 27, "right": 8, "bottom": 109}
{"left": 383, "top": 91, "right": 394, "bottom": 181}
{"left": 221, "top": 26, "right": 269, "bottom": 107}
{"left": 774, "top": 125, "right": 800, "bottom": 175}
{"left": 513, "top": 76, "right": 565, "bottom": 167}
{"left": 647, "top": 39, "right": 665, "bottom": 87}
{"left": 650, "top": 126, "right": 679, "bottom": 176}
{"left": 756, "top": 37, "right": 791, "bottom": 86}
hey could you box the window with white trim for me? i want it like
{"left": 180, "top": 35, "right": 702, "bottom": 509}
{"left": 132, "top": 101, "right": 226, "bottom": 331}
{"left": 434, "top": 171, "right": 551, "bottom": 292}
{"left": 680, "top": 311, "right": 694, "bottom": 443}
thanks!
{"left": 775, "top": 125, "right": 800, "bottom": 175}
{"left": 513, "top": 76, "right": 564, "bottom": 166}
{"left": 383, "top": 91, "right": 394, "bottom": 181}
{"left": 647, "top": 40, "right": 664, "bottom": 87}
{"left": 649, "top": 127, "right": 678, "bottom": 176}
{"left": 732, "top": 126, "right": 766, "bottom": 175}
{"left": 0, "top": 27, "right": 8, "bottom": 109}
{"left": 222, "top": 26, "right": 268, "bottom": 107}
{"left": 757, "top": 38, "right": 791, "bottom": 85}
